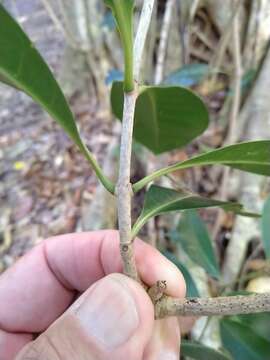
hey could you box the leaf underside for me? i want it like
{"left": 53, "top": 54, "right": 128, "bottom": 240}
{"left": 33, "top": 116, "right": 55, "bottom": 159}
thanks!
{"left": 164, "top": 251, "right": 200, "bottom": 297}
{"left": 174, "top": 210, "right": 220, "bottom": 279}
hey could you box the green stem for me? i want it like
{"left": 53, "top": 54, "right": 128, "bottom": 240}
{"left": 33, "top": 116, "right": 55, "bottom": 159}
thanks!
{"left": 79, "top": 142, "right": 115, "bottom": 194}
{"left": 132, "top": 163, "right": 186, "bottom": 192}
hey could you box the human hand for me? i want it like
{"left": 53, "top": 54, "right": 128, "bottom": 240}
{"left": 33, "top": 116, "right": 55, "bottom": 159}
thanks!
{"left": 0, "top": 230, "right": 186, "bottom": 360}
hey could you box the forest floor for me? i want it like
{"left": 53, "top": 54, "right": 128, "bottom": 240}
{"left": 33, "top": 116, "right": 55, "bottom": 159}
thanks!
{"left": 0, "top": 0, "right": 112, "bottom": 271}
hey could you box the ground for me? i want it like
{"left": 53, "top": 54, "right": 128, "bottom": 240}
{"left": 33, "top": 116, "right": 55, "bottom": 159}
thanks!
{"left": 0, "top": 0, "right": 112, "bottom": 271}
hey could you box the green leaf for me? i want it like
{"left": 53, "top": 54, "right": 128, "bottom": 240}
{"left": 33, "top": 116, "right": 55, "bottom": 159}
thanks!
{"left": 111, "top": 82, "right": 209, "bottom": 154}
{"left": 0, "top": 5, "right": 114, "bottom": 193}
{"left": 262, "top": 196, "right": 270, "bottom": 259}
{"left": 132, "top": 185, "right": 257, "bottom": 237}
{"left": 163, "top": 251, "right": 200, "bottom": 297}
{"left": 173, "top": 210, "right": 220, "bottom": 279}
{"left": 220, "top": 318, "right": 270, "bottom": 360}
{"left": 104, "top": 1, "right": 134, "bottom": 91}
{"left": 231, "top": 313, "right": 270, "bottom": 342}
{"left": 181, "top": 341, "right": 232, "bottom": 360}
{"left": 133, "top": 141, "right": 270, "bottom": 192}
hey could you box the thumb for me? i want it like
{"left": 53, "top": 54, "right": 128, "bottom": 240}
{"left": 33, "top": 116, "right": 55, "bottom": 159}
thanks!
{"left": 17, "top": 274, "right": 155, "bottom": 360}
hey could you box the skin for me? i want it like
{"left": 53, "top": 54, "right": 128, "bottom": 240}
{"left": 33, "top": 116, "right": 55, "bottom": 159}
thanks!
{"left": 0, "top": 230, "right": 186, "bottom": 359}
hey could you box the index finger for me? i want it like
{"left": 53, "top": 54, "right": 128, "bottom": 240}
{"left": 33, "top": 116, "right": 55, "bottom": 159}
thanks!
{"left": 0, "top": 230, "right": 185, "bottom": 334}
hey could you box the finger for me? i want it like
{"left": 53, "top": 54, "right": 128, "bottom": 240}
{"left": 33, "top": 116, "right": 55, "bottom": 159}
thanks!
{"left": 143, "top": 318, "right": 180, "bottom": 360}
{"left": 0, "top": 230, "right": 185, "bottom": 334}
{"left": 0, "top": 330, "right": 32, "bottom": 360}
{"left": 17, "top": 274, "right": 154, "bottom": 360}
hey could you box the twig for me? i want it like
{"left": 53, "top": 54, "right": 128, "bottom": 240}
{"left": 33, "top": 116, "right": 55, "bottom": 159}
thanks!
{"left": 154, "top": 0, "right": 175, "bottom": 84}
{"left": 155, "top": 293, "right": 270, "bottom": 318}
{"left": 40, "top": 0, "right": 66, "bottom": 37}
{"left": 42, "top": 0, "right": 82, "bottom": 50}
{"left": 117, "top": 1, "right": 155, "bottom": 281}
{"left": 189, "top": 0, "right": 201, "bottom": 23}
{"left": 117, "top": 92, "right": 138, "bottom": 281}
{"left": 134, "top": 0, "right": 156, "bottom": 83}
{"left": 148, "top": 280, "right": 167, "bottom": 303}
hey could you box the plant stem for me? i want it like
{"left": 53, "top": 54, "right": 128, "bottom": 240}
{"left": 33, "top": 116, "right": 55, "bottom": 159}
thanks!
{"left": 79, "top": 142, "right": 115, "bottom": 194}
{"left": 117, "top": 91, "right": 139, "bottom": 281}
{"left": 155, "top": 293, "right": 270, "bottom": 318}
{"left": 116, "top": 0, "right": 155, "bottom": 280}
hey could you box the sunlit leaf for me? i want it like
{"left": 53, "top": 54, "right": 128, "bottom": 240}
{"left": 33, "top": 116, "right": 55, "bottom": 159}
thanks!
{"left": 111, "top": 81, "right": 209, "bottom": 154}
{"left": 165, "top": 141, "right": 270, "bottom": 176}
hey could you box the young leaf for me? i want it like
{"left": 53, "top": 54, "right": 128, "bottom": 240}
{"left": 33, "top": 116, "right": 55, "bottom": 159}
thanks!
{"left": 0, "top": 5, "right": 114, "bottom": 193}
{"left": 262, "top": 196, "right": 270, "bottom": 259}
{"left": 133, "top": 141, "right": 270, "bottom": 192}
{"left": 104, "top": 1, "right": 134, "bottom": 91}
{"left": 132, "top": 185, "right": 258, "bottom": 237}
{"left": 173, "top": 210, "right": 220, "bottom": 279}
{"left": 220, "top": 318, "right": 270, "bottom": 360}
{"left": 181, "top": 341, "right": 232, "bottom": 360}
{"left": 111, "top": 81, "right": 209, "bottom": 154}
{"left": 163, "top": 251, "right": 200, "bottom": 297}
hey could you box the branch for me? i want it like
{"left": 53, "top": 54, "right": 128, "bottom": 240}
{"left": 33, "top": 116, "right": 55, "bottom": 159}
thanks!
{"left": 117, "top": 0, "right": 155, "bottom": 281}
{"left": 134, "top": 0, "right": 156, "bottom": 83}
{"left": 154, "top": 0, "right": 175, "bottom": 85}
{"left": 155, "top": 293, "right": 270, "bottom": 318}
{"left": 117, "top": 92, "right": 138, "bottom": 281}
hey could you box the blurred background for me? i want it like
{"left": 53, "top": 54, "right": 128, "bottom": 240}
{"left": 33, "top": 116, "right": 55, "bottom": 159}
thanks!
{"left": 1, "top": 0, "right": 270, "bottom": 354}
